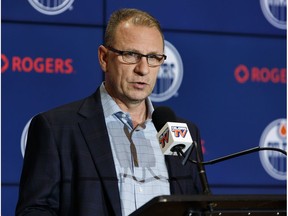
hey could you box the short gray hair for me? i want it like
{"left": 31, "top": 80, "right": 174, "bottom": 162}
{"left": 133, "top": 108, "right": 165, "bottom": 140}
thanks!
{"left": 104, "top": 8, "right": 164, "bottom": 47}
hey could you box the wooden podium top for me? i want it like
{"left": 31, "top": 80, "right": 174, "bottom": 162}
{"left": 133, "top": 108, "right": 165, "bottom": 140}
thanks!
{"left": 130, "top": 194, "right": 287, "bottom": 216}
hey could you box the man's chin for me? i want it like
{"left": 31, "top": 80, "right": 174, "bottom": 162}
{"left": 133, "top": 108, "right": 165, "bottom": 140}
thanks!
{"left": 127, "top": 95, "right": 148, "bottom": 104}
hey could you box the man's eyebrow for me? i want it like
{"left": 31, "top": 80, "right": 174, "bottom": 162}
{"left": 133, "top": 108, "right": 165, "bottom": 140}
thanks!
{"left": 127, "top": 48, "right": 163, "bottom": 55}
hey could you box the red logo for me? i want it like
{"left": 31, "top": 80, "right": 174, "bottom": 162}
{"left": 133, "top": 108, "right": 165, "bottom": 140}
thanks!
{"left": 1, "top": 54, "right": 9, "bottom": 73}
{"left": 1, "top": 54, "right": 74, "bottom": 74}
{"left": 279, "top": 123, "right": 286, "bottom": 138}
{"left": 235, "top": 64, "right": 286, "bottom": 84}
{"left": 201, "top": 139, "right": 206, "bottom": 154}
{"left": 159, "top": 129, "right": 169, "bottom": 148}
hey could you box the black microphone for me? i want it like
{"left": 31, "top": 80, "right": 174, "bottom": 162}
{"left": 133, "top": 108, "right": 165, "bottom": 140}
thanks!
{"left": 152, "top": 106, "right": 177, "bottom": 132}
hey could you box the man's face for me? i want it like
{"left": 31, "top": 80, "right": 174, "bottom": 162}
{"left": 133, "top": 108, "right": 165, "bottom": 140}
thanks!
{"left": 100, "top": 21, "right": 164, "bottom": 105}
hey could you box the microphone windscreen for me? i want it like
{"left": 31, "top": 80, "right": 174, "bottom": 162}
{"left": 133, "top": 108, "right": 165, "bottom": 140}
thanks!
{"left": 152, "top": 106, "right": 177, "bottom": 132}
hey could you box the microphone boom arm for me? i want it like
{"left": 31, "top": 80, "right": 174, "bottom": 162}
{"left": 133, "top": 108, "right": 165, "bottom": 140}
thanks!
{"left": 189, "top": 146, "right": 287, "bottom": 166}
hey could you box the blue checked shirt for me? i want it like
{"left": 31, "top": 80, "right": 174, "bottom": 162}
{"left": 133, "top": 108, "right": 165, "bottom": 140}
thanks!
{"left": 100, "top": 83, "right": 170, "bottom": 216}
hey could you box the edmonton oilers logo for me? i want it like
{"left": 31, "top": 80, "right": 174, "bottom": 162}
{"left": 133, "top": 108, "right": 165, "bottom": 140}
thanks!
{"left": 259, "top": 119, "right": 287, "bottom": 180}
{"left": 150, "top": 40, "right": 183, "bottom": 102}
{"left": 260, "top": 0, "right": 286, "bottom": 30}
{"left": 28, "top": 0, "right": 74, "bottom": 15}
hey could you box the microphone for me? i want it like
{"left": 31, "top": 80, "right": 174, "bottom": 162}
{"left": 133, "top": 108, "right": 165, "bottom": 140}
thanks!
{"left": 152, "top": 106, "right": 193, "bottom": 156}
{"left": 152, "top": 106, "right": 212, "bottom": 195}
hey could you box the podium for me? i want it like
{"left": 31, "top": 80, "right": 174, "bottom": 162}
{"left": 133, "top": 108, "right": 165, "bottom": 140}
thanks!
{"left": 130, "top": 194, "right": 286, "bottom": 216}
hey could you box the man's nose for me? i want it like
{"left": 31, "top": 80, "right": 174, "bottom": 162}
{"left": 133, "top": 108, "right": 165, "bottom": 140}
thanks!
{"left": 134, "top": 57, "right": 150, "bottom": 75}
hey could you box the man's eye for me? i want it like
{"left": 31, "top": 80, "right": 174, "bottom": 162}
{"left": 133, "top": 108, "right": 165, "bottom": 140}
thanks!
{"left": 124, "top": 52, "right": 139, "bottom": 58}
{"left": 148, "top": 55, "right": 162, "bottom": 61}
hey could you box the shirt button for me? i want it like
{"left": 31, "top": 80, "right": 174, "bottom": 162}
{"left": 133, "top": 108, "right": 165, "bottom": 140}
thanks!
{"left": 139, "top": 187, "right": 143, "bottom": 192}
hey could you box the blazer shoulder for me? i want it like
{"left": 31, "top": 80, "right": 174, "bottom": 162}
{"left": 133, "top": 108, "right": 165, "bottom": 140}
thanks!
{"left": 34, "top": 89, "right": 101, "bottom": 124}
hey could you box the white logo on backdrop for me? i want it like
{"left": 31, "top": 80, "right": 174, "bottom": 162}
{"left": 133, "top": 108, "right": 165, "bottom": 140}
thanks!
{"left": 28, "top": 0, "right": 74, "bottom": 15}
{"left": 259, "top": 118, "right": 287, "bottom": 180}
{"left": 150, "top": 40, "right": 183, "bottom": 102}
{"left": 260, "top": 0, "right": 286, "bottom": 29}
{"left": 21, "top": 118, "right": 33, "bottom": 157}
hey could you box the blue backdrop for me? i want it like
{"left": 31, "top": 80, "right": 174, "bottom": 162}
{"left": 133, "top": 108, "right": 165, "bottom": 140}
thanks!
{"left": 2, "top": 0, "right": 286, "bottom": 215}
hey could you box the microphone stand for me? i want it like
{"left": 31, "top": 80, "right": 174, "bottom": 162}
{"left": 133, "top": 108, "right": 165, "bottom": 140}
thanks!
{"left": 176, "top": 141, "right": 213, "bottom": 215}
{"left": 178, "top": 141, "right": 211, "bottom": 195}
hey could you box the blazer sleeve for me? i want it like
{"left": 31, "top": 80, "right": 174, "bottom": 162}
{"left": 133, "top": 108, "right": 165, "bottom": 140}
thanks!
{"left": 185, "top": 118, "right": 204, "bottom": 161}
{"left": 183, "top": 117, "right": 210, "bottom": 194}
{"left": 16, "top": 114, "right": 60, "bottom": 216}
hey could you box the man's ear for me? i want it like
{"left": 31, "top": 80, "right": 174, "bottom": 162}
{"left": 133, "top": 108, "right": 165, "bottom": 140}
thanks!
{"left": 98, "top": 45, "right": 108, "bottom": 72}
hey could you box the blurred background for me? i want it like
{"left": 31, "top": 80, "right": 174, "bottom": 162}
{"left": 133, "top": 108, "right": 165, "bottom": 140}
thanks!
{"left": 1, "top": 0, "right": 286, "bottom": 215}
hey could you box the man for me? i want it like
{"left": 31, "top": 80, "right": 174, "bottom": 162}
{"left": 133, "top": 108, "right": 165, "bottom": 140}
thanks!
{"left": 16, "top": 8, "right": 204, "bottom": 216}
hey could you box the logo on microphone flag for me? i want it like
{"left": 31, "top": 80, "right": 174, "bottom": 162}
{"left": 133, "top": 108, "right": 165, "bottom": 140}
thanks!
{"left": 159, "top": 128, "right": 169, "bottom": 148}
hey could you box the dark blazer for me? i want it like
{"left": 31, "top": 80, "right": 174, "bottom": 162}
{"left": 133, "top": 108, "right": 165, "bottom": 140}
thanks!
{"left": 16, "top": 88, "right": 204, "bottom": 216}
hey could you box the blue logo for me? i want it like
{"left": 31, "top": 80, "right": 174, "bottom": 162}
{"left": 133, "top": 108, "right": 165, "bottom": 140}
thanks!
{"left": 260, "top": 0, "right": 286, "bottom": 29}
{"left": 28, "top": 0, "right": 74, "bottom": 15}
{"left": 259, "top": 119, "right": 287, "bottom": 180}
{"left": 150, "top": 40, "right": 183, "bottom": 102}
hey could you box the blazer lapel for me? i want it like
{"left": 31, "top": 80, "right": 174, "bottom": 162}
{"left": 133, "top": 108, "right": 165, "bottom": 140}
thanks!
{"left": 78, "top": 89, "right": 122, "bottom": 216}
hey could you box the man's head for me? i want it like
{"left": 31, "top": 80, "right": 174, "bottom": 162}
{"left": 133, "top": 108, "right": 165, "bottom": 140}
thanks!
{"left": 98, "top": 8, "right": 165, "bottom": 108}
{"left": 104, "top": 8, "right": 164, "bottom": 48}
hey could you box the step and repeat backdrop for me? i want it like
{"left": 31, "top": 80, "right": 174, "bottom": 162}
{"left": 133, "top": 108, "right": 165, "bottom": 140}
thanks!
{"left": 2, "top": 0, "right": 286, "bottom": 215}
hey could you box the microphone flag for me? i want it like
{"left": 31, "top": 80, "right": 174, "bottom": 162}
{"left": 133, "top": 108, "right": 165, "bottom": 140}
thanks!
{"left": 157, "top": 122, "right": 193, "bottom": 155}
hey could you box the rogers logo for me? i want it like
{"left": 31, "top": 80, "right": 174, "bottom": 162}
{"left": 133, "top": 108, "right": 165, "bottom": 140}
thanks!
{"left": 1, "top": 54, "right": 74, "bottom": 74}
{"left": 234, "top": 64, "right": 286, "bottom": 84}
